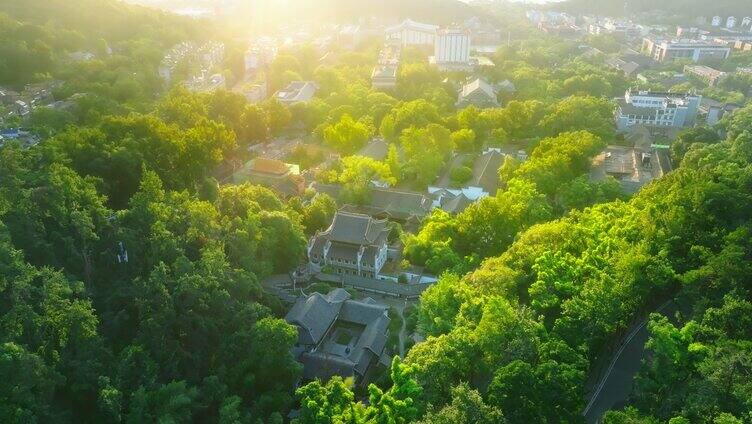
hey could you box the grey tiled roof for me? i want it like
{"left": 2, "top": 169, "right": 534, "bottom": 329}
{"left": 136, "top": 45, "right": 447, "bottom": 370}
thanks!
{"left": 285, "top": 291, "right": 345, "bottom": 345}
{"left": 441, "top": 192, "right": 474, "bottom": 214}
{"left": 286, "top": 289, "right": 390, "bottom": 383}
{"left": 369, "top": 188, "right": 432, "bottom": 220}
{"left": 325, "top": 211, "right": 389, "bottom": 245}
{"left": 471, "top": 150, "right": 504, "bottom": 195}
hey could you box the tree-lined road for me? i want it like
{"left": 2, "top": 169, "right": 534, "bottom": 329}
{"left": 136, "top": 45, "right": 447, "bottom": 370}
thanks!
{"left": 583, "top": 301, "right": 674, "bottom": 423}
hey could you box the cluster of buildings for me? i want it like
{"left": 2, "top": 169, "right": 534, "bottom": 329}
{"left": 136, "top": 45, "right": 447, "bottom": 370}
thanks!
{"left": 158, "top": 41, "right": 225, "bottom": 91}
{"left": 0, "top": 81, "right": 60, "bottom": 122}
{"left": 371, "top": 40, "right": 401, "bottom": 90}
{"left": 641, "top": 37, "right": 731, "bottom": 63}
{"left": 707, "top": 15, "right": 752, "bottom": 31}
{"left": 587, "top": 18, "right": 647, "bottom": 41}
{"left": 383, "top": 19, "right": 494, "bottom": 72}
{"left": 285, "top": 288, "right": 391, "bottom": 386}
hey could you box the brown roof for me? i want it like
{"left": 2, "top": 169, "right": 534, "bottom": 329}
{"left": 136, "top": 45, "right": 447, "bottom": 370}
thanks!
{"left": 250, "top": 157, "right": 289, "bottom": 175}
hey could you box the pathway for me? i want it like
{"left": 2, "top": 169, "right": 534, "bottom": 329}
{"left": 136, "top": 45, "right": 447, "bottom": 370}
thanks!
{"left": 583, "top": 301, "right": 673, "bottom": 423}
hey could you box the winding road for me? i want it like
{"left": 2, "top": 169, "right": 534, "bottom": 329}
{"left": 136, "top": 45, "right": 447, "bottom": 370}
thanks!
{"left": 583, "top": 301, "right": 674, "bottom": 423}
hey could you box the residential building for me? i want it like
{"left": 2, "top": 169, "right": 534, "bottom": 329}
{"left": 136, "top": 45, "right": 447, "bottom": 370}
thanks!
{"left": 275, "top": 81, "right": 318, "bottom": 104}
{"left": 588, "top": 18, "right": 643, "bottom": 40}
{"left": 159, "top": 41, "right": 225, "bottom": 85}
{"left": 727, "top": 16, "right": 737, "bottom": 29}
{"left": 232, "top": 157, "right": 303, "bottom": 198}
{"left": 642, "top": 37, "right": 731, "bottom": 62}
{"left": 285, "top": 289, "right": 390, "bottom": 385}
{"left": 676, "top": 26, "right": 700, "bottom": 38}
{"left": 385, "top": 19, "right": 438, "bottom": 46}
{"left": 244, "top": 45, "right": 276, "bottom": 73}
{"left": 684, "top": 65, "right": 728, "bottom": 86}
{"left": 308, "top": 211, "right": 390, "bottom": 278}
{"left": 186, "top": 72, "right": 226, "bottom": 93}
{"left": 615, "top": 88, "right": 701, "bottom": 130}
{"left": 712, "top": 16, "right": 722, "bottom": 27}
{"left": 456, "top": 78, "right": 499, "bottom": 109}
{"left": 371, "top": 65, "right": 398, "bottom": 89}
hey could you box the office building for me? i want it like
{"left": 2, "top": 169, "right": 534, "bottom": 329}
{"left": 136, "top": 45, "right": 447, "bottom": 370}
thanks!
{"left": 642, "top": 37, "right": 731, "bottom": 62}
{"left": 615, "top": 88, "right": 701, "bottom": 130}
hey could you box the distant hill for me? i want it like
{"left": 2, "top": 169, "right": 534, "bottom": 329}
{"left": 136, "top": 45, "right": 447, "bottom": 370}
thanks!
{"left": 236, "top": 0, "right": 480, "bottom": 26}
{"left": 557, "top": 0, "right": 752, "bottom": 18}
{"left": 0, "top": 0, "right": 202, "bottom": 43}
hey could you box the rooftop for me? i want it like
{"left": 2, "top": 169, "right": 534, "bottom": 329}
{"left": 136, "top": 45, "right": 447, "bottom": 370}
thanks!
{"left": 285, "top": 289, "right": 390, "bottom": 382}
{"left": 248, "top": 157, "right": 292, "bottom": 175}
{"left": 320, "top": 211, "right": 389, "bottom": 246}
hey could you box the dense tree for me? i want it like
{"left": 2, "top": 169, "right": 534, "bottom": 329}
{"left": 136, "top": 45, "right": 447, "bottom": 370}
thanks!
{"left": 323, "top": 114, "right": 371, "bottom": 155}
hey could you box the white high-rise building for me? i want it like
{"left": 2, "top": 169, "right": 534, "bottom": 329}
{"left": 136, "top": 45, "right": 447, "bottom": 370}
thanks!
{"left": 434, "top": 29, "right": 471, "bottom": 64}
{"left": 712, "top": 16, "right": 722, "bottom": 26}
{"left": 726, "top": 16, "right": 737, "bottom": 29}
{"left": 742, "top": 17, "right": 752, "bottom": 28}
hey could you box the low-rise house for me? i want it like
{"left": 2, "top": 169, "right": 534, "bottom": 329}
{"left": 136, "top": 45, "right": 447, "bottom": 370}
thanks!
{"left": 285, "top": 289, "right": 390, "bottom": 385}
{"left": 308, "top": 211, "right": 390, "bottom": 278}
{"left": 232, "top": 157, "right": 303, "bottom": 198}
{"left": 371, "top": 65, "right": 398, "bottom": 90}
{"left": 456, "top": 78, "right": 499, "bottom": 109}
{"left": 357, "top": 138, "right": 389, "bottom": 161}
{"left": 469, "top": 148, "right": 506, "bottom": 196}
{"left": 275, "top": 81, "right": 318, "bottom": 104}
{"left": 605, "top": 57, "right": 641, "bottom": 77}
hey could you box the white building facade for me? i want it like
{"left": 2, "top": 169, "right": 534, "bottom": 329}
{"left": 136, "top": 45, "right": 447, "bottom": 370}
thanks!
{"left": 385, "top": 19, "right": 438, "bottom": 46}
{"left": 616, "top": 89, "right": 701, "bottom": 130}
{"left": 642, "top": 37, "right": 731, "bottom": 62}
{"left": 434, "top": 29, "right": 471, "bottom": 64}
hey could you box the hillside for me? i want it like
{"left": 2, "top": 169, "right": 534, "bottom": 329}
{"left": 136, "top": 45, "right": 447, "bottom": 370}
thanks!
{"left": 558, "top": 0, "right": 751, "bottom": 18}
{"left": 235, "top": 0, "right": 479, "bottom": 25}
